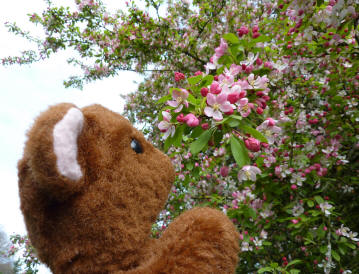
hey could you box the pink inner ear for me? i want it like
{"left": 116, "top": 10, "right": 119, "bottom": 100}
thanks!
{"left": 53, "top": 107, "right": 84, "bottom": 181}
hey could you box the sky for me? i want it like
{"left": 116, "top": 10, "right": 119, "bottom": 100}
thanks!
{"left": 0, "top": 1, "right": 144, "bottom": 271}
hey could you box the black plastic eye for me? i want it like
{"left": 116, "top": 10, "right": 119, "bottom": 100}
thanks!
{"left": 131, "top": 139, "right": 143, "bottom": 154}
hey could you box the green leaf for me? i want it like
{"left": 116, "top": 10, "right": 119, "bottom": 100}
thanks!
{"left": 164, "top": 134, "right": 174, "bottom": 151}
{"left": 188, "top": 74, "right": 202, "bottom": 85}
{"left": 156, "top": 94, "right": 171, "bottom": 104}
{"left": 223, "top": 33, "right": 240, "bottom": 44}
{"left": 241, "top": 124, "right": 268, "bottom": 143}
{"left": 286, "top": 259, "right": 302, "bottom": 267}
{"left": 200, "top": 75, "right": 214, "bottom": 87}
{"left": 173, "top": 125, "right": 185, "bottom": 147}
{"left": 258, "top": 266, "right": 273, "bottom": 273}
{"left": 252, "top": 35, "right": 271, "bottom": 44}
{"left": 319, "top": 245, "right": 327, "bottom": 254}
{"left": 190, "top": 129, "right": 213, "bottom": 155}
{"left": 345, "top": 242, "right": 356, "bottom": 249}
{"left": 227, "top": 118, "right": 240, "bottom": 127}
{"left": 186, "top": 162, "right": 194, "bottom": 170}
{"left": 314, "top": 196, "right": 324, "bottom": 204}
{"left": 187, "top": 93, "right": 197, "bottom": 105}
{"left": 230, "top": 135, "right": 250, "bottom": 168}
{"left": 190, "top": 127, "right": 204, "bottom": 138}
{"left": 332, "top": 250, "right": 340, "bottom": 261}
{"left": 307, "top": 200, "right": 314, "bottom": 207}
{"left": 289, "top": 270, "right": 300, "bottom": 274}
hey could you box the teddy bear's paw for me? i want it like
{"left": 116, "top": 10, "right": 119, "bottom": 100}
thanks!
{"left": 126, "top": 207, "right": 239, "bottom": 274}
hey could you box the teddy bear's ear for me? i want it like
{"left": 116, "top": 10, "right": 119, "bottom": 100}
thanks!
{"left": 53, "top": 107, "right": 84, "bottom": 181}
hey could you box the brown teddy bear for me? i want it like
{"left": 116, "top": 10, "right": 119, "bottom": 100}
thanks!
{"left": 18, "top": 103, "right": 239, "bottom": 274}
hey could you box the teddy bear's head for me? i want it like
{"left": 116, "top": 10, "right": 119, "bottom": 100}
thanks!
{"left": 18, "top": 103, "right": 175, "bottom": 272}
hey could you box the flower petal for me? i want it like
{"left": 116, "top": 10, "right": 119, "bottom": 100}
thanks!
{"left": 239, "top": 97, "right": 248, "bottom": 106}
{"left": 174, "top": 104, "right": 183, "bottom": 113}
{"left": 162, "top": 111, "right": 171, "bottom": 122}
{"left": 206, "top": 93, "right": 216, "bottom": 106}
{"left": 167, "top": 100, "right": 179, "bottom": 107}
{"left": 220, "top": 102, "right": 233, "bottom": 113}
{"left": 213, "top": 110, "right": 223, "bottom": 121}
{"left": 217, "top": 93, "right": 228, "bottom": 104}
{"left": 158, "top": 121, "right": 169, "bottom": 131}
{"left": 204, "top": 106, "right": 214, "bottom": 117}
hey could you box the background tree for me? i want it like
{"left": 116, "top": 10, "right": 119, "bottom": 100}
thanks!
{"left": 0, "top": 227, "right": 13, "bottom": 274}
{"left": 2, "top": 0, "right": 359, "bottom": 273}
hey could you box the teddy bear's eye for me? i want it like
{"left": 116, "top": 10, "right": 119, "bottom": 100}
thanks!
{"left": 131, "top": 139, "right": 143, "bottom": 154}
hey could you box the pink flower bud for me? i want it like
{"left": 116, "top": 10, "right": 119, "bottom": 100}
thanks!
{"left": 264, "top": 61, "right": 273, "bottom": 69}
{"left": 245, "top": 65, "right": 253, "bottom": 74}
{"left": 266, "top": 117, "right": 276, "bottom": 126}
{"left": 227, "top": 92, "right": 240, "bottom": 104}
{"left": 200, "top": 87, "right": 209, "bottom": 97}
{"left": 237, "top": 26, "right": 249, "bottom": 37}
{"left": 252, "top": 32, "right": 260, "bottom": 39}
{"left": 256, "top": 58, "right": 263, "bottom": 66}
{"left": 194, "top": 71, "right": 202, "bottom": 76}
{"left": 174, "top": 72, "right": 185, "bottom": 82}
{"left": 224, "top": 108, "right": 234, "bottom": 115}
{"left": 256, "top": 107, "right": 264, "bottom": 114}
{"left": 201, "top": 123, "right": 209, "bottom": 130}
{"left": 220, "top": 166, "right": 229, "bottom": 177}
{"left": 184, "top": 113, "right": 199, "bottom": 127}
{"left": 291, "top": 219, "right": 299, "bottom": 224}
{"left": 244, "top": 137, "right": 261, "bottom": 152}
{"left": 210, "top": 81, "right": 221, "bottom": 94}
{"left": 252, "top": 25, "right": 259, "bottom": 33}
{"left": 291, "top": 184, "right": 297, "bottom": 190}
{"left": 239, "top": 91, "right": 247, "bottom": 98}
{"left": 176, "top": 113, "right": 186, "bottom": 123}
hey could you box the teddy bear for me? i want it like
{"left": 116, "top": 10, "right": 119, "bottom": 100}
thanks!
{"left": 18, "top": 103, "right": 239, "bottom": 273}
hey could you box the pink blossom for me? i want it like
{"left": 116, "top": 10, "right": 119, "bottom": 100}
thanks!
{"left": 244, "top": 137, "right": 261, "bottom": 152}
{"left": 184, "top": 113, "right": 199, "bottom": 127}
{"left": 237, "top": 98, "right": 254, "bottom": 117}
{"left": 167, "top": 89, "right": 189, "bottom": 112}
{"left": 204, "top": 93, "right": 233, "bottom": 121}
{"left": 247, "top": 74, "right": 269, "bottom": 89}
{"left": 214, "top": 38, "right": 228, "bottom": 58}
{"left": 158, "top": 111, "right": 175, "bottom": 139}
{"left": 224, "top": 64, "right": 241, "bottom": 77}
{"left": 256, "top": 118, "right": 282, "bottom": 144}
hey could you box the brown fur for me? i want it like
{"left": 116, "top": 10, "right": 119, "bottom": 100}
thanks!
{"left": 18, "top": 103, "right": 239, "bottom": 273}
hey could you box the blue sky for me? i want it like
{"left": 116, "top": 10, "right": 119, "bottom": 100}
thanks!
{"left": 0, "top": 0, "right": 143, "bottom": 239}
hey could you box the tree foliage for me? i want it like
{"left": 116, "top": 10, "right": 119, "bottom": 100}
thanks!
{"left": 2, "top": 0, "right": 359, "bottom": 273}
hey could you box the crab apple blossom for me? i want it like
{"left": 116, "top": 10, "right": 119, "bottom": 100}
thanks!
{"left": 238, "top": 165, "right": 262, "bottom": 182}
{"left": 237, "top": 98, "right": 254, "bottom": 117}
{"left": 204, "top": 93, "right": 233, "bottom": 121}
{"left": 167, "top": 88, "right": 189, "bottom": 112}
{"left": 158, "top": 111, "right": 175, "bottom": 139}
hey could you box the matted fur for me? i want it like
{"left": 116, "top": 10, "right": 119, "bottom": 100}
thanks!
{"left": 18, "top": 103, "right": 239, "bottom": 273}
